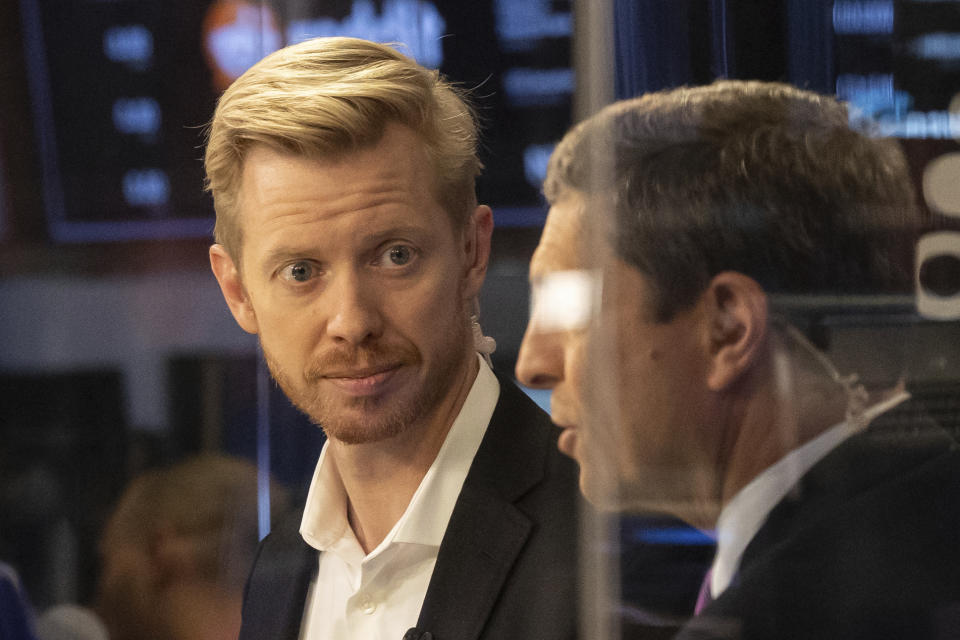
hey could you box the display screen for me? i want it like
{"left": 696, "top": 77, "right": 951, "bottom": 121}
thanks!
{"left": 20, "top": 0, "right": 573, "bottom": 243}
{"left": 831, "top": 0, "right": 960, "bottom": 138}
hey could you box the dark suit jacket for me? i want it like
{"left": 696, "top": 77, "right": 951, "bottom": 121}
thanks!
{"left": 675, "top": 397, "right": 960, "bottom": 640}
{"left": 237, "top": 375, "right": 582, "bottom": 640}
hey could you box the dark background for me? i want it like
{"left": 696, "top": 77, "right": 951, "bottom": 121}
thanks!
{"left": 2, "top": 0, "right": 959, "bottom": 610}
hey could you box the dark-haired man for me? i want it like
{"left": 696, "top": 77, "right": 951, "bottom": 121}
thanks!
{"left": 517, "top": 80, "right": 960, "bottom": 639}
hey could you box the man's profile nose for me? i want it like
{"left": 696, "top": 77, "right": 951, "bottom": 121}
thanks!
{"left": 515, "top": 328, "right": 563, "bottom": 389}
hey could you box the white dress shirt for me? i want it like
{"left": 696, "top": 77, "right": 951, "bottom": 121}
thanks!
{"left": 708, "top": 390, "right": 910, "bottom": 599}
{"left": 298, "top": 356, "right": 500, "bottom": 640}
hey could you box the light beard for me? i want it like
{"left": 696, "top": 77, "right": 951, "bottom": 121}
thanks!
{"left": 262, "top": 323, "right": 471, "bottom": 445}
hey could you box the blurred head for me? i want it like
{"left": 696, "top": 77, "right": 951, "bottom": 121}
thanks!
{"left": 205, "top": 36, "right": 482, "bottom": 263}
{"left": 95, "top": 455, "right": 289, "bottom": 640}
{"left": 518, "top": 80, "right": 921, "bottom": 516}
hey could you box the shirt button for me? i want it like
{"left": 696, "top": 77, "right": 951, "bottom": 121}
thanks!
{"left": 360, "top": 595, "right": 377, "bottom": 615}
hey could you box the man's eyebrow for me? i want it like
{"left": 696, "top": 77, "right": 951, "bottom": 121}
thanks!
{"left": 257, "top": 224, "right": 432, "bottom": 271}
{"left": 258, "top": 248, "right": 312, "bottom": 274}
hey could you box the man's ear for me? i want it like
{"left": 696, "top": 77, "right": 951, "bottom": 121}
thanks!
{"left": 703, "top": 271, "right": 768, "bottom": 391}
{"left": 461, "top": 204, "right": 493, "bottom": 300}
{"left": 209, "top": 244, "right": 259, "bottom": 334}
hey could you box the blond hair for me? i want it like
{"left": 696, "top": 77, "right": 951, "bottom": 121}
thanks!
{"left": 204, "top": 37, "right": 482, "bottom": 260}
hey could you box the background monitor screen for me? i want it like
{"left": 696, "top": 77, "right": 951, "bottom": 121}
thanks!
{"left": 19, "top": 0, "right": 573, "bottom": 243}
{"left": 831, "top": 0, "right": 960, "bottom": 139}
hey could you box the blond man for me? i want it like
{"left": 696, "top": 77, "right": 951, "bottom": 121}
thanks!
{"left": 206, "top": 37, "right": 580, "bottom": 640}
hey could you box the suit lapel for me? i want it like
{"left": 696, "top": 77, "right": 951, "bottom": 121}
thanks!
{"left": 416, "top": 375, "right": 550, "bottom": 640}
{"left": 416, "top": 484, "right": 533, "bottom": 639}
{"left": 239, "top": 514, "right": 316, "bottom": 640}
{"left": 739, "top": 396, "right": 955, "bottom": 571}
{"left": 680, "top": 398, "right": 960, "bottom": 638}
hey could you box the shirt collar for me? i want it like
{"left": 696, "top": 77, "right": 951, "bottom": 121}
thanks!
{"left": 394, "top": 357, "right": 498, "bottom": 545}
{"left": 299, "top": 355, "right": 500, "bottom": 554}
{"left": 709, "top": 389, "right": 910, "bottom": 598}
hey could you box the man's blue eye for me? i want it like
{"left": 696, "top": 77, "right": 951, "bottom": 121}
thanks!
{"left": 283, "top": 262, "right": 313, "bottom": 282}
{"left": 386, "top": 245, "right": 413, "bottom": 266}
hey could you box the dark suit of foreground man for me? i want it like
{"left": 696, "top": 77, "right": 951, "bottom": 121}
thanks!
{"left": 205, "top": 37, "right": 579, "bottom": 639}
{"left": 516, "top": 80, "right": 960, "bottom": 639}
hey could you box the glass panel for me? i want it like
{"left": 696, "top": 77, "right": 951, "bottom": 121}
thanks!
{"left": 523, "top": 1, "right": 960, "bottom": 637}
{"left": 3, "top": 1, "right": 959, "bottom": 639}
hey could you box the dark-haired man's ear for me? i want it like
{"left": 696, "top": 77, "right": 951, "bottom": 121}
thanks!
{"left": 704, "top": 271, "right": 768, "bottom": 391}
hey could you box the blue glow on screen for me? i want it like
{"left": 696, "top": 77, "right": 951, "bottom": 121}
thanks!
{"left": 524, "top": 143, "right": 554, "bottom": 191}
{"left": 286, "top": 0, "right": 445, "bottom": 68}
{"left": 103, "top": 24, "right": 153, "bottom": 69}
{"left": 112, "top": 97, "right": 161, "bottom": 136}
{"left": 625, "top": 525, "right": 716, "bottom": 546}
{"left": 24, "top": 0, "right": 571, "bottom": 242}
{"left": 502, "top": 68, "right": 575, "bottom": 107}
{"left": 832, "top": 73, "right": 959, "bottom": 140}
{"left": 122, "top": 169, "right": 170, "bottom": 207}
{"left": 876, "top": 110, "right": 960, "bottom": 139}
{"left": 836, "top": 73, "right": 894, "bottom": 102}
{"left": 832, "top": 1, "right": 894, "bottom": 35}
{"left": 206, "top": 5, "right": 283, "bottom": 79}
{"left": 493, "top": 0, "right": 571, "bottom": 52}
{"left": 910, "top": 32, "right": 960, "bottom": 60}
{"left": 836, "top": 73, "right": 913, "bottom": 122}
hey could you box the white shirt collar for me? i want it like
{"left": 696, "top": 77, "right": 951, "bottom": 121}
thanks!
{"left": 709, "top": 389, "right": 910, "bottom": 598}
{"left": 299, "top": 355, "right": 500, "bottom": 558}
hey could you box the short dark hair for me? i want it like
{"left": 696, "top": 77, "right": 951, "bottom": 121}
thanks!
{"left": 545, "top": 80, "right": 921, "bottom": 321}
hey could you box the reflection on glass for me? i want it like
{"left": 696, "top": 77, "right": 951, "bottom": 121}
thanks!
{"left": 2, "top": 2, "right": 960, "bottom": 640}
{"left": 519, "top": 69, "right": 960, "bottom": 639}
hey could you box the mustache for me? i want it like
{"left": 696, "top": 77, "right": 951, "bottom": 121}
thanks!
{"left": 304, "top": 342, "right": 417, "bottom": 381}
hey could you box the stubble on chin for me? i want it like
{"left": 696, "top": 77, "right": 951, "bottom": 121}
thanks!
{"left": 260, "top": 336, "right": 464, "bottom": 446}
